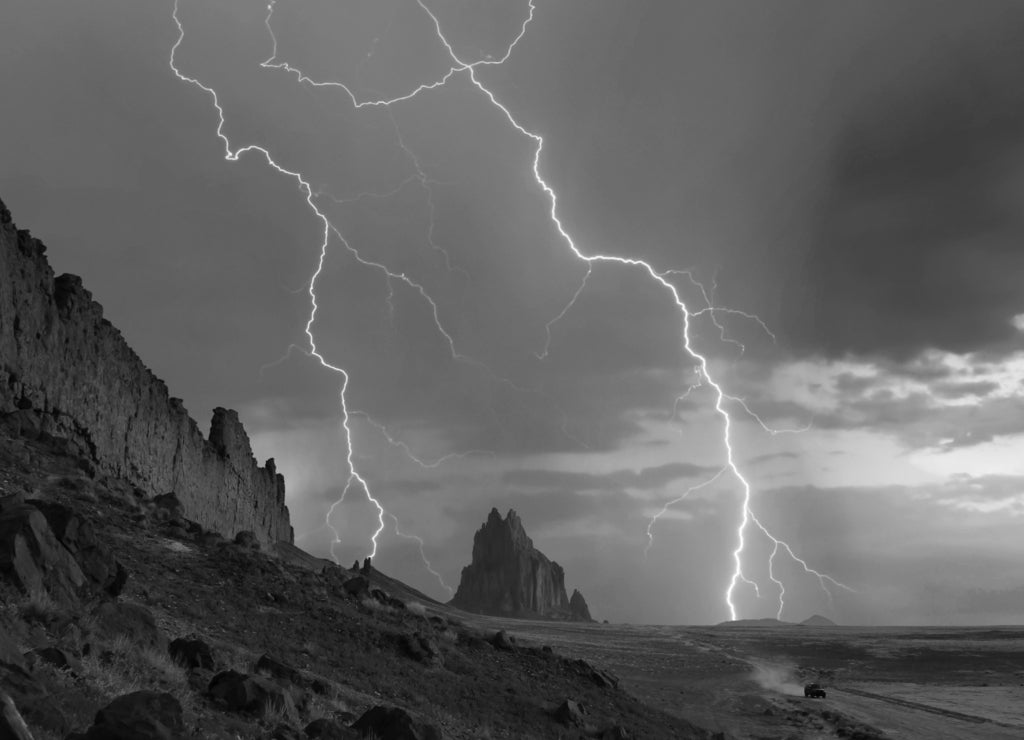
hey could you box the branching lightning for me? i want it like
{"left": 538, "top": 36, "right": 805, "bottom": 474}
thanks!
{"left": 171, "top": 0, "right": 852, "bottom": 617}
{"left": 388, "top": 513, "right": 454, "bottom": 597}
{"left": 170, "top": 0, "right": 493, "bottom": 570}
{"left": 644, "top": 467, "right": 728, "bottom": 559}
{"left": 409, "top": 0, "right": 852, "bottom": 620}
{"left": 351, "top": 411, "right": 495, "bottom": 469}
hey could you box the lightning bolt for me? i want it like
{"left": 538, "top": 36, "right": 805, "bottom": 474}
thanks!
{"left": 172, "top": 0, "right": 852, "bottom": 618}
{"left": 169, "top": 0, "right": 493, "bottom": 573}
{"left": 644, "top": 466, "right": 728, "bottom": 559}
{"left": 388, "top": 514, "right": 454, "bottom": 597}
{"left": 409, "top": 0, "right": 852, "bottom": 620}
{"left": 351, "top": 411, "right": 494, "bottom": 469}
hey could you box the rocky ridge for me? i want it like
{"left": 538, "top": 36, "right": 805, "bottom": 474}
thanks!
{"left": 0, "top": 425, "right": 715, "bottom": 739}
{"left": 0, "top": 197, "right": 291, "bottom": 544}
{"left": 450, "top": 508, "right": 592, "bottom": 621}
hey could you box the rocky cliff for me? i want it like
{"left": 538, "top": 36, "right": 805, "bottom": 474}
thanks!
{"left": 0, "top": 197, "right": 292, "bottom": 544}
{"left": 450, "top": 508, "right": 591, "bottom": 620}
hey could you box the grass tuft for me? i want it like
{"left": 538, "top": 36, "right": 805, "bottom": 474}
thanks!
{"left": 17, "top": 588, "right": 63, "bottom": 625}
{"left": 80, "top": 634, "right": 192, "bottom": 713}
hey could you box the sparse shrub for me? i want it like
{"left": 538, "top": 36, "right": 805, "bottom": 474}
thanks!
{"left": 80, "top": 634, "right": 192, "bottom": 713}
{"left": 259, "top": 689, "right": 299, "bottom": 726}
{"left": 304, "top": 690, "right": 350, "bottom": 723}
{"left": 405, "top": 601, "right": 426, "bottom": 617}
{"left": 17, "top": 587, "right": 62, "bottom": 625}
{"left": 360, "top": 597, "right": 395, "bottom": 615}
{"left": 438, "top": 629, "right": 459, "bottom": 644}
{"left": 218, "top": 643, "right": 256, "bottom": 673}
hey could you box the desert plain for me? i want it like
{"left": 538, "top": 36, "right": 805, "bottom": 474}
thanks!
{"left": 478, "top": 617, "right": 1024, "bottom": 739}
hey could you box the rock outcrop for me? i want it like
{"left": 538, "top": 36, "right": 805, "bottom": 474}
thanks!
{"left": 0, "top": 197, "right": 291, "bottom": 544}
{"left": 450, "top": 508, "right": 591, "bottom": 620}
{"left": 569, "top": 588, "right": 594, "bottom": 622}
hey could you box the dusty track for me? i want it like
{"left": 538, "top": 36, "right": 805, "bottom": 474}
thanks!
{"left": 835, "top": 686, "right": 988, "bottom": 724}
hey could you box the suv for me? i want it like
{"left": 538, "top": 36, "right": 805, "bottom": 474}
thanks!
{"left": 804, "top": 683, "right": 827, "bottom": 698}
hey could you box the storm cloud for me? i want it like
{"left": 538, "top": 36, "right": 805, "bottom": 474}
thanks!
{"left": 3, "top": 0, "right": 1024, "bottom": 624}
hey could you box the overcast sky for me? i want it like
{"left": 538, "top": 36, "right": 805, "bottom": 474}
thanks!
{"left": 3, "top": 0, "right": 1024, "bottom": 625}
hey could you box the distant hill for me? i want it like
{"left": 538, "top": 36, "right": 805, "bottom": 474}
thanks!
{"left": 801, "top": 614, "right": 838, "bottom": 627}
{"left": 714, "top": 617, "right": 795, "bottom": 628}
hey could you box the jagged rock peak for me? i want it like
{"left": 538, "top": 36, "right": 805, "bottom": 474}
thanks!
{"left": 450, "top": 508, "right": 589, "bottom": 621}
{"left": 569, "top": 589, "right": 593, "bottom": 622}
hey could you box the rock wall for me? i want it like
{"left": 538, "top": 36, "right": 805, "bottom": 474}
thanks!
{"left": 451, "top": 508, "right": 590, "bottom": 620}
{"left": 0, "top": 197, "right": 292, "bottom": 544}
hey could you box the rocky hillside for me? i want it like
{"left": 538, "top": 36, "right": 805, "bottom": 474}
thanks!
{"left": 0, "top": 426, "right": 716, "bottom": 739}
{"left": 450, "top": 508, "right": 593, "bottom": 621}
{"left": 0, "top": 197, "right": 291, "bottom": 544}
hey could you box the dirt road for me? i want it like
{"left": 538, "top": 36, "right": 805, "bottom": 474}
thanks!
{"left": 828, "top": 686, "right": 1024, "bottom": 740}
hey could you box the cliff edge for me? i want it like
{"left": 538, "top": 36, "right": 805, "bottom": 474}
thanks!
{"left": 450, "top": 507, "right": 591, "bottom": 620}
{"left": 0, "top": 197, "right": 292, "bottom": 544}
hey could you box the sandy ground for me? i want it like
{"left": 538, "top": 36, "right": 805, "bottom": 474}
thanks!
{"left": 472, "top": 618, "right": 1024, "bottom": 739}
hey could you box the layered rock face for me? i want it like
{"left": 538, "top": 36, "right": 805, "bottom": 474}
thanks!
{"left": 450, "top": 508, "right": 591, "bottom": 620}
{"left": 0, "top": 197, "right": 291, "bottom": 544}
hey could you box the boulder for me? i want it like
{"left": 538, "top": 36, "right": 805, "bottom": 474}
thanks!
{"left": 91, "top": 601, "right": 165, "bottom": 650}
{"left": 84, "top": 690, "right": 184, "bottom": 739}
{"left": 1, "top": 671, "right": 68, "bottom": 735}
{"left": 25, "top": 645, "right": 84, "bottom": 676}
{"left": 568, "top": 658, "right": 619, "bottom": 689}
{"left": 601, "top": 726, "right": 631, "bottom": 740}
{"left": 351, "top": 706, "right": 443, "bottom": 740}
{"left": 266, "top": 724, "right": 303, "bottom": 740}
{"left": 398, "top": 633, "right": 442, "bottom": 666}
{"left": 28, "top": 500, "right": 127, "bottom": 597}
{"left": 234, "top": 531, "right": 259, "bottom": 549}
{"left": 0, "top": 632, "right": 25, "bottom": 671}
{"left": 449, "top": 508, "right": 575, "bottom": 619}
{"left": 208, "top": 670, "right": 296, "bottom": 714}
{"left": 490, "top": 630, "right": 516, "bottom": 652}
{"left": 553, "top": 699, "right": 586, "bottom": 727}
{"left": 305, "top": 718, "right": 358, "bottom": 739}
{"left": 0, "top": 690, "right": 33, "bottom": 740}
{"left": 342, "top": 576, "right": 370, "bottom": 599}
{"left": 255, "top": 654, "right": 328, "bottom": 693}
{"left": 0, "top": 502, "right": 86, "bottom": 605}
{"left": 169, "top": 637, "right": 215, "bottom": 670}
{"left": 151, "top": 493, "right": 183, "bottom": 521}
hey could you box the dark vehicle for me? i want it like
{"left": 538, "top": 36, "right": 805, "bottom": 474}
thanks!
{"left": 804, "top": 683, "right": 827, "bottom": 698}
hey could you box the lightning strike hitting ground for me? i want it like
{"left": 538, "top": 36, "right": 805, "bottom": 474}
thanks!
{"left": 169, "top": 0, "right": 492, "bottom": 568}
{"left": 410, "top": 0, "right": 852, "bottom": 619}
{"left": 172, "top": 0, "right": 852, "bottom": 616}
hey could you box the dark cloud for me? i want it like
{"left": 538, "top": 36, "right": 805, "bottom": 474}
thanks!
{"left": 932, "top": 380, "right": 1000, "bottom": 400}
{"left": 502, "top": 461, "right": 719, "bottom": 493}
{"left": 441, "top": 489, "right": 635, "bottom": 543}
{"left": 784, "top": 12, "right": 1024, "bottom": 359}
{"left": 6, "top": 0, "right": 1024, "bottom": 624}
